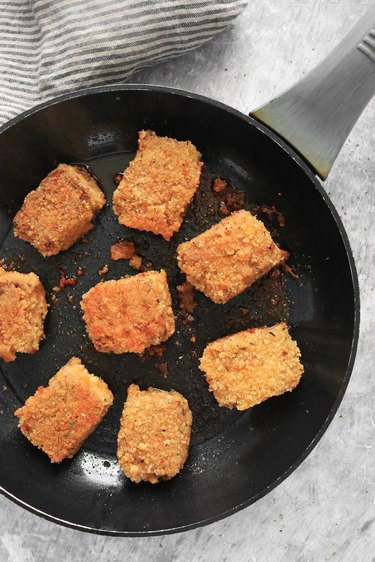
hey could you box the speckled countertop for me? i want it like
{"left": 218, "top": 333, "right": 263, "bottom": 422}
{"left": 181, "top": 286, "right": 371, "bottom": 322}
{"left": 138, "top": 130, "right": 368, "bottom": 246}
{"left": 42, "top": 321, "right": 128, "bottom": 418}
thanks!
{"left": 1, "top": 1, "right": 375, "bottom": 560}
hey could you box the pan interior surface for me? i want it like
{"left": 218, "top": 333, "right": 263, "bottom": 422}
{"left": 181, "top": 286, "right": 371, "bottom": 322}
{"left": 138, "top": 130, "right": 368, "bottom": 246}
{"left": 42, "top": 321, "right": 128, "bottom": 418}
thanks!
{"left": 0, "top": 87, "right": 358, "bottom": 535}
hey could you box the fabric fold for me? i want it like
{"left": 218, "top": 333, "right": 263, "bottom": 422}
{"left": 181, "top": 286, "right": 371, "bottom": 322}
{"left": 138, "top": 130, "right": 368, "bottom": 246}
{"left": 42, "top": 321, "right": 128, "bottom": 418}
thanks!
{"left": 0, "top": 0, "right": 246, "bottom": 125}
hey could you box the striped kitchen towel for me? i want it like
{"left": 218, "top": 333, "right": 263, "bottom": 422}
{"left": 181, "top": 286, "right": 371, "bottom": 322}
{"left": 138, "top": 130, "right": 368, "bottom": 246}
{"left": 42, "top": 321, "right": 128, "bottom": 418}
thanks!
{"left": 0, "top": 0, "right": 247, "bottom": 125}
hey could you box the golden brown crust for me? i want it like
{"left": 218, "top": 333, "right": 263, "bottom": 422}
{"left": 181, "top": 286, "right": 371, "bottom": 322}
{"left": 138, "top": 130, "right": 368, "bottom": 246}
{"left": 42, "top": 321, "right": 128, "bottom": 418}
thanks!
{"left": 177, "top": 209, "right": 284, "bottom": 304}
{"left": 117, "top": 384, "right": 192, "bottom": 483}
{"left": 0, "top": 268, "right": 47, "bottom": 362}
{"left": 80, "top": 270, "right": 175, "bottom": 354}
{"left": 13, "top": 164, "right": 106, "bottom": 256}
{"left": 199, "top": 322, "right": 304, "bottom": 410}
{"left": 14, "top": 357, "right": 113, "bottom": 463}
{"left": 113, "top": 130, "right": 202, "bottom": 240}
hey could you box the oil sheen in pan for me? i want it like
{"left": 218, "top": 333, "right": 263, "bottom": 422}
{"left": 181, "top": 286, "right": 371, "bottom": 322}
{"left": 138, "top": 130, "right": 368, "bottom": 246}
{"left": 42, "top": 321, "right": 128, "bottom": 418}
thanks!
{"left": 0, "top": 151, "right": 297, "bottom": 453}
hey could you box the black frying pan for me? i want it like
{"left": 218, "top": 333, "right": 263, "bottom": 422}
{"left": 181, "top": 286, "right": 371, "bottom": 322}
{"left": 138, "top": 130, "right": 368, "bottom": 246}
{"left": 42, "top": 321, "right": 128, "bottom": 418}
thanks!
{"left": 0, "top": 84, "right": 359, "bottom": 536}
{"left": 1, "top": 7, "right": 373, "bottom": 535}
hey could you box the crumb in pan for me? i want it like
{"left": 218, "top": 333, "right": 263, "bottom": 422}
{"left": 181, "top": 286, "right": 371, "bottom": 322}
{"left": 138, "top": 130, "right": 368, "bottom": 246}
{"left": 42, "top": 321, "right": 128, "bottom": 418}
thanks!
{"left": 0, "top": 268, "right": 47, "bottom": 362}
{"left": 13, "top": 164, "right": 106, "bottom": 256}
{"left": 14, "top": 357, "right": 113, "bottom": 462}
{"left": 212, "top": 177, "right": 229, "bottom": 193}
{"left": 129, "top": 255, "right": 142, "bottom": 270}
{"left": 80, "top": 270, "right": 175, "bottom": 354}
{"left": 155, "top": 362, "right": 168, "bottom": 377}
{"left": 113, "top": 130, "right": 202, "bottom": 240}
{"left": 177, "top": 209, "right": 284, "bottom": 304}
{"left": 177, "top": 282, "right": 196, "bottom": 314}
{"left": 98, "top": 265, "right": 109, "bottom": 276}
{"left": 117, "top": 384, "right": 192, "bottom": 483}
{"left": 110, "top": 240, "right": 136, "bottom": 260}
{"left": 199, "top": 322, "right": 304, "bottom": 410}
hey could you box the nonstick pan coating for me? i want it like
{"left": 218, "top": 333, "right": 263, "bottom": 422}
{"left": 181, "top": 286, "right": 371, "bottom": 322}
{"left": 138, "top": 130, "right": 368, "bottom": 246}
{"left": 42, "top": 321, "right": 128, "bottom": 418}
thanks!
{"left": 0, "top": 86, "right": 359, "bottom": 535}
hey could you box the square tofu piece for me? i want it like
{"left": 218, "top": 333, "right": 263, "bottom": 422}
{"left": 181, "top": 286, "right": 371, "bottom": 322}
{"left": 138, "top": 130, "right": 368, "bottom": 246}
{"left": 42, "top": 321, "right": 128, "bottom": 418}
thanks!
{"left": 199, "top": 322, "right": 304, "bottom": 410}
{"left": 177, "top": 209, "right": 284, "bottom": 304}
{"left": 80, "top": 270, "right": 175, "bottom": 354}
{"left": 15, "top": 357, "right": 113, "bottom": 463}
{"left": 13, "top": 164, "right": 106, "bottom": 256}
{"left": 113, "top": 130, "right": 202, "bottom": 240}
{"left": 117, "top": 384, "right": 192, "bottom": 483}
{"left": 0, "top": 268, "right": 47, "bottom": 362}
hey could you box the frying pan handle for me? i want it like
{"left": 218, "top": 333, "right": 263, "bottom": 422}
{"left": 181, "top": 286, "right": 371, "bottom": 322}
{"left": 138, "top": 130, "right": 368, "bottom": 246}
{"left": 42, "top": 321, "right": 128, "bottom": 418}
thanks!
{"left": 250, "top": 5, "right": 375, "bottom": 180}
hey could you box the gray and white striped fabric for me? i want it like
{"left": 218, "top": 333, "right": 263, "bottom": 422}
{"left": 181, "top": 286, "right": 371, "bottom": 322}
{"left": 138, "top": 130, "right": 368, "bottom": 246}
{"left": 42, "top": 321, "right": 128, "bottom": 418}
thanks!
{"left": 0, "top": 0, "right": 246, "bottom": 125}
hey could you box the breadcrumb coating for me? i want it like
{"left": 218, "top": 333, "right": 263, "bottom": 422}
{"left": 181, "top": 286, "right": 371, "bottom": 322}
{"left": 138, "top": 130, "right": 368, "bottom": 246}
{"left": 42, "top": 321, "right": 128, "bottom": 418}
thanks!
{"left": 199, "top": 322, "right": 304, "bottom": 410}
{"left": 177, "top": 209, "right": 284, "bottom": 304}
{"left": 0, "top": 268, "right": 47, "bottom": 362}
{"left": 13, "top": 164, "right": 106, "bottom": 256}
{"left": 80, "top": 270, "right": 175, "bottom": 354}
{"left": 14, "top": 357, "right": 113, "bottom": 463}
{"left": 113, "top": 130, "right": 202, "bottom": 240}
{"left": 117, "top": 384, "right": 192, "bottom": 483}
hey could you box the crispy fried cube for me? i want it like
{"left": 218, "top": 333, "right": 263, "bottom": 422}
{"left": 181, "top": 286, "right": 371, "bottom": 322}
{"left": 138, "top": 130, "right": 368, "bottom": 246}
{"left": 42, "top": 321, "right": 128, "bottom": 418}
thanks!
{"left": 200, "top": 322, "right": 304, "bottom": 410}
{"left": 13, "top": 164, "right": 106, "bottom": 256}
{"left": 117, "top": 384, "right": 192, "bottom": 483}
{"left": 177, "top": 209, "right": 284, "bottom": 304}
{"left": 113, "top": 130, "right": 202, "bottom": 240}
{"left": 80, "top": 270, "right": 175, "bottom": 354}
{"left": 0, "top": 268, "right": 47, "bottom": 362}
{"left": 14, "top": 357, "right": 113, "bottom": 463}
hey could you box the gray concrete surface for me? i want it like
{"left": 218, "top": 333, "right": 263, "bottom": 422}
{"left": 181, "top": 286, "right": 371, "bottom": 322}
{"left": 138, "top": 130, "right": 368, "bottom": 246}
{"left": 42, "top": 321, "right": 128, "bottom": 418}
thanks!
{"left": 1, "top": 1, "right": 375, "bottom": 560}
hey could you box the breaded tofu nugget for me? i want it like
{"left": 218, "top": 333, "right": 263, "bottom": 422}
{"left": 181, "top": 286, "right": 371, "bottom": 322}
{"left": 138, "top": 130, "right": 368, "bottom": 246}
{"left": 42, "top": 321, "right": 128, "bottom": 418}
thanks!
{"left": 0, "top": 268, "right": 47, "bottom": 362}
{"left": 117, "top": 384, "right": 192, "bottom": 483}
{"left": 81, "top": 270, "right": 175, "bottom": 354}
{"left": 177, "top": 209, "right": 284, "bottom": 304}
{"left": 113, "top": 130, "right": 202, "bottom": 240}
{"left": 13, "top": 164, "right": 106, "bottom": 256}
{"left": 15, "top": 357, "right": 113, "bottom": 463}
{"left": 200, "top": 322, "right": 303, "bottom": 410}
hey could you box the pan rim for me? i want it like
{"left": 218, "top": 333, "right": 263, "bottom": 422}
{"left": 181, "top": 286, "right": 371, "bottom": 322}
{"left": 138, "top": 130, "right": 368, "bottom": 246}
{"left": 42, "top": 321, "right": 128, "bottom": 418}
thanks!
{"left": 0, "top": 84, "right": 360, "bottom": 536}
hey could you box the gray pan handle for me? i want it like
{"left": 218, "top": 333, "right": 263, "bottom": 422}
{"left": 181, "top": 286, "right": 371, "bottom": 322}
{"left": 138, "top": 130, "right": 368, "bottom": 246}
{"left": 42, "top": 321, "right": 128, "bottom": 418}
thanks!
{"left": 250, "top": 4, "right": 375, "bottom": 180}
